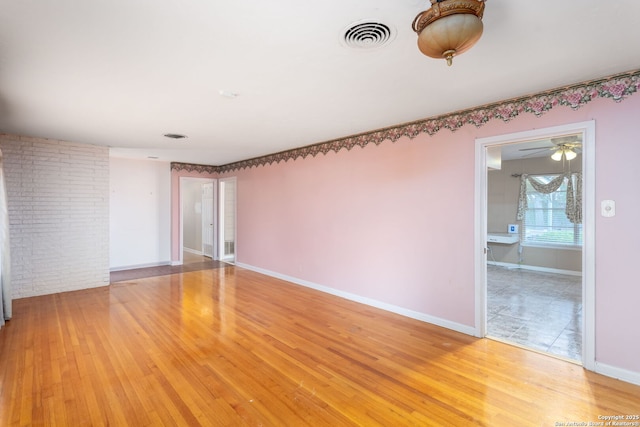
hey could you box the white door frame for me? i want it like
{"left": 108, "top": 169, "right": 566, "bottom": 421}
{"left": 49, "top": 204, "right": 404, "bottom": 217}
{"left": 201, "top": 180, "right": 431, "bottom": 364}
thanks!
{"left": 179, "top": 177, "right": 218, "bottom": 264}
{"left": 201, "top": 182, "right": 216, "bottom": 258}
{"left": 474, "top": 121, "right": 595, "bottom": 370}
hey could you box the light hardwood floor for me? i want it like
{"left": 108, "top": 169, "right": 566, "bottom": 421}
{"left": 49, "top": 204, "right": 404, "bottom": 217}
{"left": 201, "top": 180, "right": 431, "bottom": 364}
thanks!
{"left": 1, "top": 266, "right": 639, "bottom": 426}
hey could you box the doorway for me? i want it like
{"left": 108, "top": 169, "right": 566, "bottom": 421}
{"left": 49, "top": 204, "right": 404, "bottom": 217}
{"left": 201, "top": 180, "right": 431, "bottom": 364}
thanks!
{"left": 180, "top": 177, "right": 217, "bottom": 264}
{"left": 475, "top": 122, "right": 595, "bottom": 369}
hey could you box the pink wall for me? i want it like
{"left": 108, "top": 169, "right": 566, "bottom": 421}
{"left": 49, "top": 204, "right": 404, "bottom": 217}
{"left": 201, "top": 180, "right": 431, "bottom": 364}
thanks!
{"left": 590, "top": 97, "right": 640, "bottom": 372}
{"left": 226, "top": 94, "right": 640, "bottom": 375}
{"left": 235, "top": 128, "right": 477, "bottom": 324}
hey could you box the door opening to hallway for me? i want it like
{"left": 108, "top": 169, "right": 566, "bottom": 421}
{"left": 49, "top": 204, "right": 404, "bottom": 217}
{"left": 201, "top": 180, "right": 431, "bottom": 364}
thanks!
{"left": 180, "top": 177, "right": 216, "bottom": 264}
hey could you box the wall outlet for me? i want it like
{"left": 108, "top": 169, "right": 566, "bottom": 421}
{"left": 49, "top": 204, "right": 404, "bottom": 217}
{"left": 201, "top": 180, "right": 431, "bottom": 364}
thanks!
{"left": 508, "top": 224, "right": 519, "bottom": 234}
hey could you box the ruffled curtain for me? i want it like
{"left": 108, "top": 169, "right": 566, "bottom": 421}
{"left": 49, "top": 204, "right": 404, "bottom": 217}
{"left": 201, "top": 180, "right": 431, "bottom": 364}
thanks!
{"left": 0, "top": 150, "right": 10, "bottom": 329}
{"left": 516, "top": 172, "right": 582, "bottom": 224}
{"left": 566, "top": 172, "right": 582, "bottom": 224}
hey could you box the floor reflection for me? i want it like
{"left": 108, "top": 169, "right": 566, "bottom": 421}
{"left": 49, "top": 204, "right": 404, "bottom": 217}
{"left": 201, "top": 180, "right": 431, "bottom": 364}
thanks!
{"left": 217, "top": 267, "right": 237, "bottom": 337}
{"left": 179, "top": 268, "right": 237, "bottom": 339}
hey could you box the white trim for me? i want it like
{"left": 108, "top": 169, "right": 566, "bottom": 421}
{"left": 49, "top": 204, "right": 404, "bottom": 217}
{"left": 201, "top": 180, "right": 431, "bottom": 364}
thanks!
{"left": 475, "top": 120, "right": 596, "bottom": 369}
{"left": 594, "top": 362, "right": 640, "bottom": 386}
{"left": 236, "top": 262, "right": 477, "bottom": 336}
{"left": 110, "top": 261, "right": 171, "bottom": 272}
{"left": 520, "top": 243, "right": 582, "bottom": 251}
{"left": 487, "top": 261, "right": 582, "bottom": 277}
{"left": 582, "top": 121, "right": 596, "bottom": 372}
{"left": 183, "top": 247, "right": 203, "bottom": 256}
{"left": 201, "top": 182, "right": 216, "bottom": 258}
{"left": 213, "top": 180, "right": 219, "bottom": 260}
{"left": 474, "top": 139, "right": 488, "bottom": 338}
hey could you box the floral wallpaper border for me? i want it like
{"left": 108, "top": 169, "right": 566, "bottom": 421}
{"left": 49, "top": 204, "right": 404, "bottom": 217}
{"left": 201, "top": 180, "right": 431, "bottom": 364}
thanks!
{"left": 170, "top": 162, "right": 218, "bottom": 174}
{"left": 172, "top": 69, "right": 640, "bottom": 174}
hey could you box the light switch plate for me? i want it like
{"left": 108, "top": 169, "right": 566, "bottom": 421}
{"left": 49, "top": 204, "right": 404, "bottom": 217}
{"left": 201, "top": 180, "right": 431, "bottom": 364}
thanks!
{"left": 601, "top": 200, "right": 615, "bottom": 217}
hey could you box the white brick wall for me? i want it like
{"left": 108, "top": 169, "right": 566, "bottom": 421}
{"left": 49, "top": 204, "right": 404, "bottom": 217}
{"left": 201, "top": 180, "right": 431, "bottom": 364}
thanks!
{"left": 0, "top": 135, "right": 110, "bottom": 298}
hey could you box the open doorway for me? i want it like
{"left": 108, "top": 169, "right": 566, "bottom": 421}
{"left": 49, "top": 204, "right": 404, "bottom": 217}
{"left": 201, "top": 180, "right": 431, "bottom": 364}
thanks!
{"left": 475, "top": 122, "right": 595, "bottom": 369}
{"left": 487, "top": 135, "right": 583, "bottom": 360}
{"left": 180, "top": 177, "right": 217, "bottom": 264}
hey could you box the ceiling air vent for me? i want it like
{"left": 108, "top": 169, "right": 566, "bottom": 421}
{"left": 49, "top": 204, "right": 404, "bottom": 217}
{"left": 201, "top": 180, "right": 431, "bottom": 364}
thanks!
{"left": 343, "top": 22, "right": 394, "bottom": 49}
{"left": 163, "top": 133, "right": 187, "bottom": 139}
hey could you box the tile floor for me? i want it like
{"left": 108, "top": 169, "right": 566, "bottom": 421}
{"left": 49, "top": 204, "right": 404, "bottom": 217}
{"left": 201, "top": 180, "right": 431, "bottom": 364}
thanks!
{"left": 487, "top": 264, "right": 582, "bottom": 361}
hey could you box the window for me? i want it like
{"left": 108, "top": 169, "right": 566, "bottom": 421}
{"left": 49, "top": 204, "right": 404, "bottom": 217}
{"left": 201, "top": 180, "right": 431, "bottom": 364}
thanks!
{"left": 522, "top": 174, "right": 582, "bottom": 247}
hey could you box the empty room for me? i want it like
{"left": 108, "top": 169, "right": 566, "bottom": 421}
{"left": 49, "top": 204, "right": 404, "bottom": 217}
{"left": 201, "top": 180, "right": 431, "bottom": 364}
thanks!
{"left": 1, "top": 0, "right": 640, "bottom": 425}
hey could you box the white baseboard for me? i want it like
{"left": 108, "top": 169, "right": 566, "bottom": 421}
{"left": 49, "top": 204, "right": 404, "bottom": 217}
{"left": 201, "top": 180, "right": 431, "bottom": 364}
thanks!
{"left": 235, "top": 263, "right": 640, "bottom": 386}
{"left": 235, "top": 262, "right": 476, "bottom": 337}
{"left": 595, "top": 362, "right": 640, "bottom": 386}
{"left": 487, "top": 261, "right": 582, "bottom": 277}
{"left": 183, "top": 247, "right": 203, "bottom": 255}
{"left": 110, "top": 261, "right": 171, "bottom": 272}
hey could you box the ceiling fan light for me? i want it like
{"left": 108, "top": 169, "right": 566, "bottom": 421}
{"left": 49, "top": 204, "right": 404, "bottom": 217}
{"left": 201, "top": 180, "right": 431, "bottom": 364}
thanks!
{"left": 564, "top": 149, "right": 577, "bottom": 160}
{"left": 412, "top": 0, "right": 486, "bottom": 66}
{"left": 551, "top": 149, "right": 564, "bottom": 161}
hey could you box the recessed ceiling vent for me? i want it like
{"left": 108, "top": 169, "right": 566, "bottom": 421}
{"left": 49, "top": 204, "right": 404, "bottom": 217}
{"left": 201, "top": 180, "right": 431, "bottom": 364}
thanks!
{"left": 163, "top": 133, "right": 187, "bottom": 139}
{"left": 343, "top": 22, "right": 394, "bottom": 49}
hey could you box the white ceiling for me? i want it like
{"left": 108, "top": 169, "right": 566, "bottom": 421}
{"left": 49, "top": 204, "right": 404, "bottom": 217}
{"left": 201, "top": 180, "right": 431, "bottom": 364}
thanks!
{"left": 499, "top": 135, "right": 582, "bottom": 161}
{"left": 1, "top": 0, "right": 639, "bottom": 166}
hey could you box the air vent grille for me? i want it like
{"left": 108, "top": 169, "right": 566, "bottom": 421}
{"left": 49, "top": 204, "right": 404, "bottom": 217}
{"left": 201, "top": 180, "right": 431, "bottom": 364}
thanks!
{"left": 343, "top": 22, "right": 394, "bottom": 49}
{"left": 163, "top": 133, "right": 187, "bottom": 139}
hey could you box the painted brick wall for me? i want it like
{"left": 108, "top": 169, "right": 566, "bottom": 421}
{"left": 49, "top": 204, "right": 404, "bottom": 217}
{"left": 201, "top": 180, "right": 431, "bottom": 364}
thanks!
{"left": 0, "top": 135, "right": 110, "bottom": 298}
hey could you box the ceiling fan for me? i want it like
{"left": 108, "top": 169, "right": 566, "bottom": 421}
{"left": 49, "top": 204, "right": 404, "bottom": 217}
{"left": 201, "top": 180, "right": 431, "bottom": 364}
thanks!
{"left": 518, "top": 135, "right": 582, "bottom": 161}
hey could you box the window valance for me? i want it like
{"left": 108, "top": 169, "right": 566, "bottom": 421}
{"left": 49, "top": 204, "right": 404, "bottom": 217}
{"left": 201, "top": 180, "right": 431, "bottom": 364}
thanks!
{"left": 516, "top": 172, "right": 582, "bottom": 224}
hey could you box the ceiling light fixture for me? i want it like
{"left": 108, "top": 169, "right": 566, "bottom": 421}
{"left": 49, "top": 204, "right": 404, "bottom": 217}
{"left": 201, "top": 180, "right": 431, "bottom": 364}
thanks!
{"left": 565, "top": 149, "right": 577, "bottom": 161}
{"left": 412, "top": 0, "right": 486, "bottom": 66}
{"left": 551, "top": 147, "right": 577, "bottom": 161}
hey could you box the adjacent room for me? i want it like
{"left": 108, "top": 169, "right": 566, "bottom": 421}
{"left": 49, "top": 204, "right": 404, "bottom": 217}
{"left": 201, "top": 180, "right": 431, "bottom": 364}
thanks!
{"left": 486, "top": 135, "right": 583, "bottom": 361}
{"left": 1, "top": 0, "right": 640, "bottom": 425}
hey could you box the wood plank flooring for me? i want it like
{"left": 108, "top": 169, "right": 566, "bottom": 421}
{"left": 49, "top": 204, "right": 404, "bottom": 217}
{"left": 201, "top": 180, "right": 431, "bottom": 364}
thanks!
{"left": 1, "top": 266, "right": 639, "bottom": 426}
{"left": 109, "top": 256, "right": 228, "bottom": 283}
